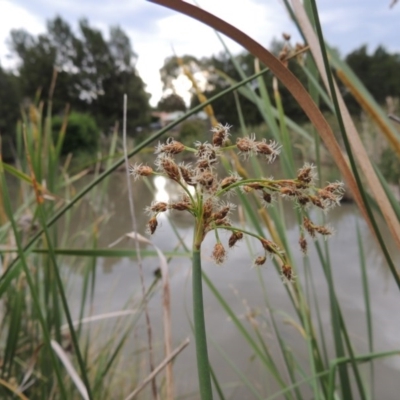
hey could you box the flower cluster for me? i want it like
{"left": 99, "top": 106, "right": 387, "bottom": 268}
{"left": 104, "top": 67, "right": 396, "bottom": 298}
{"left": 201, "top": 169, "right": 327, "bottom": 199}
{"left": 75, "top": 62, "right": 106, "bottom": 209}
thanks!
{"left": 130, "top": 123, "right": 344, "bottom": 283}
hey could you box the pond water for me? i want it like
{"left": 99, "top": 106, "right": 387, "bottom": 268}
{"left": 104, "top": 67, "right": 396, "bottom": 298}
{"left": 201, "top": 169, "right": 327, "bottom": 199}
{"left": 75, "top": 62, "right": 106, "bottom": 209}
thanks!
{"left": 66, "top": 170, "right": 400, "bottom": 399}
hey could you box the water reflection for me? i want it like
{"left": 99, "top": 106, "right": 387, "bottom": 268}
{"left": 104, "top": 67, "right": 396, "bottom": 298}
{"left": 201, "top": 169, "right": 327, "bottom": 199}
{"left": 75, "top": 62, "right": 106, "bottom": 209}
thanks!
{"left": 153, "top": 175, "right": 169, "bottom": 203}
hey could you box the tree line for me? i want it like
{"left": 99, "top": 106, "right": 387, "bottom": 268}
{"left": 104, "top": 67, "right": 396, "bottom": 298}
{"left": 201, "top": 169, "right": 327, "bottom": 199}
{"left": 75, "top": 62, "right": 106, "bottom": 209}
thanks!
{"left": 158, "top": 42, "right": 400, "bottom": 127}
{"left": 1, "top": 15, "right": 400, "bottom": 157}
{"left": 0, "top": 16, "right": 151, "bottom": 154}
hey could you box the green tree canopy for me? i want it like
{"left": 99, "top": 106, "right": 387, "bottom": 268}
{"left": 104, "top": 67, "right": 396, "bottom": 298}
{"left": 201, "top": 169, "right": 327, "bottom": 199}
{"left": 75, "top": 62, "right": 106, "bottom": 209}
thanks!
{"left": 0, "top": 65, "right": 20, "bottom": 159}
{"left": 345, "top": 45, "right": 400, "bottom": 112}
{"left": 8, "top": 16, "right": 150, "bottom": 133}
{"left": 157, "top": 93, "right": 186, "bottom": 112}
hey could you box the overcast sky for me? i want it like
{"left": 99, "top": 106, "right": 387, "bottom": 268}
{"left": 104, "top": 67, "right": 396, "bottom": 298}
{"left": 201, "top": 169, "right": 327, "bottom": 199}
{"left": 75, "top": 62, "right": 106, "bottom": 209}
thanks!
{"left": 0, "top": 0, "right": 399, "bottom": 106}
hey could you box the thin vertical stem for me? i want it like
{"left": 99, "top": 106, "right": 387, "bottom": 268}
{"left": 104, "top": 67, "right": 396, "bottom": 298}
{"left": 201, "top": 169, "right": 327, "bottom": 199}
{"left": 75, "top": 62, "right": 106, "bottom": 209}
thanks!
{"left": 123, "top": 95, "right": 159, "bottom": 400}
{"left": 192, "top": 247, "right": 213, "bottom": 400}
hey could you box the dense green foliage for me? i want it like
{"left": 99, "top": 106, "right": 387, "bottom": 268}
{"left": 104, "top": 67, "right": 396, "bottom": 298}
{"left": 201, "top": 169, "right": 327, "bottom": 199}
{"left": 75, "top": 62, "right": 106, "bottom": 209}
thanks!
{"left": 0, "top": 66, "right": 21, "bottom": 160}
{"left": 345, "top": 45, "right": 400, "bottom": 111}
{"left": 0, "top": 16, "right": 150, "bottom": 154}
{"left": 157, "top": 93, "right": 187, "bottom": 112}
{"left": 379, "top": 146, "right": 400, "bottom": 184}
{"left": 53, "top": 112, "right": 100, "bottom": 155}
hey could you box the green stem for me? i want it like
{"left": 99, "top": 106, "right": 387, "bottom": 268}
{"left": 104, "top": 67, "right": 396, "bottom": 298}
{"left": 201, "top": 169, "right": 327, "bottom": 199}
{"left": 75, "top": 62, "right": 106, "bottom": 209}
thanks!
{"left": 192, "top": 247, "right": 213, "bottom": 400}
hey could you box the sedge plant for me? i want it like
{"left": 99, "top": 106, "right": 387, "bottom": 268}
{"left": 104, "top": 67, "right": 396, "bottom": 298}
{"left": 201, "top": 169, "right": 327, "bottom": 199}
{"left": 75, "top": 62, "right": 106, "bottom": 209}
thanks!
{"left": 130, "top": 123, "right": 344, "bottom": 400}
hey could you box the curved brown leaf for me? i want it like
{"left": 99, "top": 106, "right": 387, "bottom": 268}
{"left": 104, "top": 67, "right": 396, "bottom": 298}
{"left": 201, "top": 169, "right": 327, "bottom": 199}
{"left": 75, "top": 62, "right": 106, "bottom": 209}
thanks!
{"left": 291, "top": 0, "right": 400, "bottom": 249}
{"left": 149, "top": 0, "right": 371, "bottom": 233}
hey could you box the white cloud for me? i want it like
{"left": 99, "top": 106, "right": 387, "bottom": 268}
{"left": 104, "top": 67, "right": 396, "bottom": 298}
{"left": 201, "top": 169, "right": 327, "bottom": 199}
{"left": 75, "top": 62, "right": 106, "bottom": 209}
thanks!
{"left": 0, "top": 0, "right": 45, "bottom": 68}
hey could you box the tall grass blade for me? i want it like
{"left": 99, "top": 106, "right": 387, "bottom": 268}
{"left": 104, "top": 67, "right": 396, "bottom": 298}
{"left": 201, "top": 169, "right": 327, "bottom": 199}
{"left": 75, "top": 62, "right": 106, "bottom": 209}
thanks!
{"left": 124, "top": 338, "right": 190, "bottom": 400}
{"left": 51, "top": 340, "right": 89, "bottom": 400}
{"left": 22, "top": 124, "right": 94, "bottom": 399}
{"left": 291, "top": 0, "right": 400, "bottom": 284}
{"left": 126, "top": 231, "right": 173, "bottom": 399}
{"left": 212, "top": 340, "right": 264, "bottom": 400}
{"left": 202, "top": 271, "right": 290, "bottom": 395}
{"left": 356, "top": 222, "right": 374, "bottom": 399}
{"left": 0, "top": 148, "right": 68, "bottom": 399}
{"left": 0, "top": 378, "right": 29, "bottom": 400}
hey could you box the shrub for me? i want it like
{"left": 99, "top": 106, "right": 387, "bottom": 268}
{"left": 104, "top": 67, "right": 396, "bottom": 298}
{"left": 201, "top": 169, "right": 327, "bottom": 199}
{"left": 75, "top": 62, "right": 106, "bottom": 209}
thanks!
{"left": 53, "top": 112, "right": 100, "bottom": 155}
{"left": 379, "top": 146, "right": 400, "bottom": 185}
{"left": 179, "top": 119, "right": 208, "bottom": 143}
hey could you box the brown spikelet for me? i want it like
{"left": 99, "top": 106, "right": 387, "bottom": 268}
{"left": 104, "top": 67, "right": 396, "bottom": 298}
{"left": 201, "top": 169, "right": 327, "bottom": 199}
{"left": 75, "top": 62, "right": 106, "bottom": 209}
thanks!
{"left": 147, "top": 217, "right": 158, "bottom": 235}
{"left": 299, "top": 236, "right": 307, "bottom": 254}
{"left": 280, "top": 187, "right": 300, "bottom": 197}
{"left": 22, "top": 125, "right": 44, "bottom": 204}
{"left": 138, "top": 165, "right": 153, "bottom": 176}
{"left": 297, "top": 165, "right": 313, "bottom": 183}
{"left": 315, "top": 225, "right": 333, "bottom": 237}
{"left": 247, "top": 183, "right": 264, "bottom": 190}
{"left": 310, "top": 195, "right": 325, "bottom": 209}
{"left": 303, "top": 217, "right": 316, "bottom": 238}
{"left": 318, "top": 189, "right": 337, "bottom": 202}
{"left": 297, "top": 196, "right": 310, "bottom": 206}
{"left": 212, "top": 128, "right": 225, "bottom": 147}
{"left": 197, "top": 171, "right": 215, "bottom": 189}
{"left": 150, "top": 202, "right": 167, "bottom": 213}
{"left": 281, "top": 264, "right": 294, "bottom": 283}
{"left": 196, "top": 159, "right": 210, "bottom": 171}
{"left": 179, "top": 165, "right": 196, "bottom": 186}
{"left": 262, "top": 192, "right": 272, "bottom": 204}
{"left": 260, "top": 238, "right": 277, "bottom": 254}
{"left": 214, "top": 218, "right": 230, "bottom": 227}
{"left": 161, "top": 158, "right": 180, "bottom": 181}
{"left": 228, "top": 231, "right": 243, "bottom": 247}
{"left": 212, "top": 243, "right": 226, "bottom": 265}
{"left": 170, "top": 200, "right": 191, "bottom": 211}
{"left": 255, "top": 141, "right": 273, "bottom": 155}
{"left": 203, "top": 199, "right": 214, "bottom": 221}
{"left": 220, "top": 176, "right": 238, "bottom": 189}
{"left": 236, "top": 137, "right": 253, "bottom": 152}
{"left": 324, "top": 182, "right": 344, "bottom": 194}
{"left": 162, "top": 140, "right": 185, "bottom": 154}
{"left": 212, "top": 206, "right": 230, "bottom": 221}
{"left": 254, "top": 256, "right": 267, "bottom": 266}
{"left": 195, "top": 143, "right": 208, "bottom": 158}
{"left": 278, "top": 45, "right": 289, "bottom": 67}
